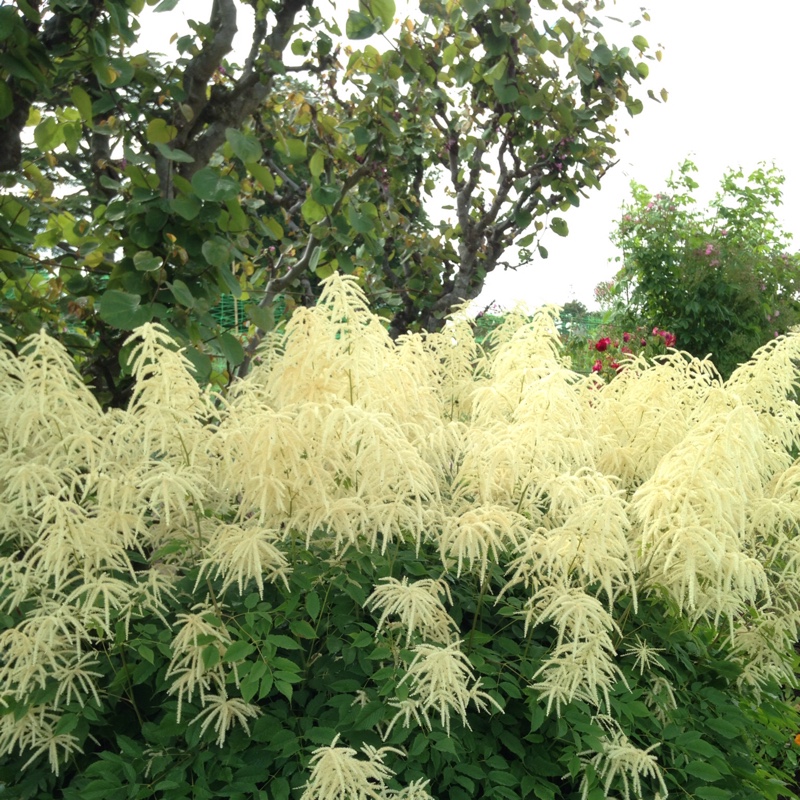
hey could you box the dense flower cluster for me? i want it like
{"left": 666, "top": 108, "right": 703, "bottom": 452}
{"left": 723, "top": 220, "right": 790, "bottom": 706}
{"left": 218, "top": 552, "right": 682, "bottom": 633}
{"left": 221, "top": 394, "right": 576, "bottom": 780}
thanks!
{"left": 586, "top": 326, "right": 676, "bottom": 380}
{"left": 1, "top": 274, "right": 799, "bottom": 798}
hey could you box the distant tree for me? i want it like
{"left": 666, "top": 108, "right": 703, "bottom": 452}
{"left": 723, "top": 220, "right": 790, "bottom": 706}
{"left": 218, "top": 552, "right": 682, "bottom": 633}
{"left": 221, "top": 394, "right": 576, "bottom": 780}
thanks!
{"left": 609, "top": 160, "right": 800, "bottom": 378}
{"left": 1, "top": 0, "right": 657, "bottom": 403}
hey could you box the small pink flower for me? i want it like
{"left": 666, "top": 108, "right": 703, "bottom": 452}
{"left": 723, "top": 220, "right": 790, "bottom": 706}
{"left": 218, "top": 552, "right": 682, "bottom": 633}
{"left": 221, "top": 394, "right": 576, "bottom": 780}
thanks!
{"left": 652, "top": 327, "right": 660, "bottom": 336}
{"left": 720, "top": 229, "right": 728, "bottom": 237}
{"left": 760, "top": 283, "right": 766, "bottom": 291}
{"left": 592, "top": 360, "right": 603, "bottom": 373}
{"left": 705, "top": 244, "right": 714, "bottom": 255}
{"left": 621, "top": 345, "right": 632, "bottom": 355}
{"left": 623, "top": 332, "right": 631, "bottom": 343}
{"left": 774, "top": 309, "right": 780, "bottom": 317}
{"left": 640, "top": 338, "right": 647, "bottom": 347}
{"left": 611, "top": 361, "right": 621, "bottom": 371}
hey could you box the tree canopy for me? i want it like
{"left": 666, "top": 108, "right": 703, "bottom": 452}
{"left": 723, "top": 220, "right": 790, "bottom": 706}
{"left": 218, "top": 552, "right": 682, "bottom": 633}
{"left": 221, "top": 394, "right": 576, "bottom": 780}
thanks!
{"left": 0, "top": 0, "right": 657, "bottom": 403}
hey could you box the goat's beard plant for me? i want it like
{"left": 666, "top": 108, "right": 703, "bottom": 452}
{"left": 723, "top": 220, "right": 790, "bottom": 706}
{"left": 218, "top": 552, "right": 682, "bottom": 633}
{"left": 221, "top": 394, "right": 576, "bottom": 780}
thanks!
{"left": 1, "top": 273, "right": 799, "bottom": 799}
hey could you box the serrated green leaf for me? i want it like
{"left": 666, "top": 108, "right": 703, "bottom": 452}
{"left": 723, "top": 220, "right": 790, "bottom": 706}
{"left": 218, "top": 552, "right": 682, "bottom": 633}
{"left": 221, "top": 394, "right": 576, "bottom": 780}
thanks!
{"left": 267, "top": 634, "right": 302, "bottom": 650}
{"left": 305, "top": 591, "right": 321, "bottom": 620}
{"left": 138, "top": 645, "right": 155, "bottom": 664}
{"left": 223, "top": 640, "right": 255, "bottom": 662}
{"left": 201, "top": 644, "right": 220, "bottom": 669}
{"left": 34, "top": 117, "right": 62, "bottom": 151}
{"left": 705, "top": 717, "right": 740, "bottom": 739}
{"left": 54, "top": 714, "right": 80, "bottom": 736}
{"left": 290, "top": 619, "right": 317, "bottom": 639}
{"left": 685, "top": 761, "right": 723, "bottom": 781}
{"left": 694, "top": 788, "right": 732, "bottom": 800}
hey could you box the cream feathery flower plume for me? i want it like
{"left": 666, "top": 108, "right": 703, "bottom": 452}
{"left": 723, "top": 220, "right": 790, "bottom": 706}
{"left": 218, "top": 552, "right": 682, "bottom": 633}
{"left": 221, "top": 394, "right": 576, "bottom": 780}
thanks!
{"left": 423, "top": 311, "right": 481, "bottom": 422}
{"left": 527, "top": 584, "right": 622, "bottom": 714}
{"left": 592, "top": 350, "right": 720, "bottom": 490}
{"left": 366, "top": 577, "right": 457, "bottom": 646}
{"left": 632, "top": 400, "right": 771, "bottom": 620}
{"left": 196, "top": 521, "right": 291, "bottom": 597}
{"left": 504, "top": 470, "right": 635, "bottom": 604}
{"left": 726, "top": 331, "right": 800, "bottom": 454}
{"left": 166, "top": 603, "right": 233, "bottom": 722}
{"left": 385, "top": 778, "right": 435, "bottom": 800}
{"left": 579, "top": 716, "right": 668, "bottom": 800}
{"left": 190, "top": 690, "right": 261, "bottom": 747}
{"left": 396, "top": 640, "right": 501, "bottom": 735}
{"left": 438, "top": 504, "right": 528, "bottom": 581}
{"left": 300, "top": 734, "right": 402, "bottom": 800}
{"left": 0, "top": 704, "right": 82, "bottom": 777}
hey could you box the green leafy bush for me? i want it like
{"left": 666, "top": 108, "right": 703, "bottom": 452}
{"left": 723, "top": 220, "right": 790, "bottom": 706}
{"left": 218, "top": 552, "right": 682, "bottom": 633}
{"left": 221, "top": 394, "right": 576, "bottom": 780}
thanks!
{"left": 1, "top": 275, "right": 799, "bottom": 799}
{"left": 609, "top": 160, "right": 800, "bottom": 378}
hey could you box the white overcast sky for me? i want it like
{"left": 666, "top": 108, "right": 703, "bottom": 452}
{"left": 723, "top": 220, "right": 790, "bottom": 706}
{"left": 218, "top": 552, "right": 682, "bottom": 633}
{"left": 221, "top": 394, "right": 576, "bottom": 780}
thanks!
{"left": 140, "top": 0, "right": 800, "bottom": 312}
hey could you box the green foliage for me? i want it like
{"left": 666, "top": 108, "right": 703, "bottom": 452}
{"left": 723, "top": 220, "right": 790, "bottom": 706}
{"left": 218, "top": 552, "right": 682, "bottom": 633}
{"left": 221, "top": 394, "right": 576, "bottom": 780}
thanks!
{"left": 608, "top": 160, "right": 800, "bottom": 379}
{"left": 1, "top": 274, "right": 799, "bottom": 798}
{"left": 0, "top": 0, "right": 657, "bottom": 404}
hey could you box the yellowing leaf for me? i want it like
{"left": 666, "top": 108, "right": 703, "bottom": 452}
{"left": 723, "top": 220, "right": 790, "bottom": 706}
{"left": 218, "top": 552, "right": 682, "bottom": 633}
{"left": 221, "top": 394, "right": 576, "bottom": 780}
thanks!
{"left": 146, "top": 118, "right": 178, "bottom": 144}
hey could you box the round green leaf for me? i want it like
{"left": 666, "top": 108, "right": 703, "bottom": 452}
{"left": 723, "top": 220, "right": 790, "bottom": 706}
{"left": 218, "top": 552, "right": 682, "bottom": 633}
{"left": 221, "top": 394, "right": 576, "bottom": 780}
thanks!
{"left": 155, "top": 142, "right": 195, "bottom": 162}
{"left": 550, "top": 217, "right": 569, "bottom": 237}
{"left": 202, "top": 238, "right": 231, "bottom": 268}
{"left": 191, "top": 167, "right": 240, "bottom": 202}
{"left": 133, "top": 250, "right": 161, "bottom": 272}
{"left": 169, "top": 279, "right": 195, "bottom": 308}
{"left": 98, "top": 289, "right": 152, "bottom": 329}
{"left": 146, "top": 118, "right": 177, "bottom": 144}
{"left": 226, "top": 128, "right": 263, "bottom": 163}
{"left": 302, "top": 197, "right": 327, "bottom": 225}
{"left": 217, "top": 332, "right": 244, "bottom": 366}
